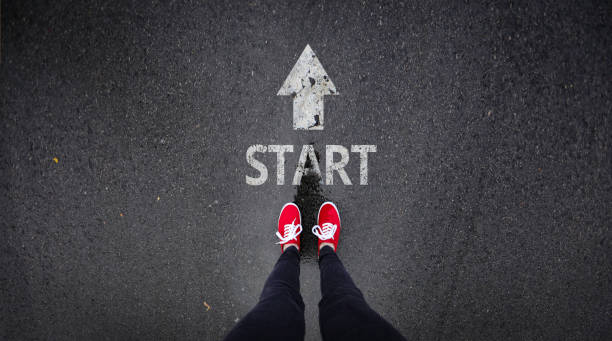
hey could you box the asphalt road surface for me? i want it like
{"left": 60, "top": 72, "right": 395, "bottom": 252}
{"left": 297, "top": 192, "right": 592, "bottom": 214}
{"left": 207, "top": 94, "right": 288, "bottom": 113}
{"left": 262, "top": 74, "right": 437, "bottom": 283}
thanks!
{"left": 1, "top": 1, "right": 611, "bottom": 340}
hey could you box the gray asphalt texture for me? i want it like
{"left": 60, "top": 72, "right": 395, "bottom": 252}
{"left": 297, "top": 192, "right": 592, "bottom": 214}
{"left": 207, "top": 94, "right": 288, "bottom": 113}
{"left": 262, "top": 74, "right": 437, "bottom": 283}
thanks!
{"left": 1, "top": 1, "right": 611, "bottom": 340}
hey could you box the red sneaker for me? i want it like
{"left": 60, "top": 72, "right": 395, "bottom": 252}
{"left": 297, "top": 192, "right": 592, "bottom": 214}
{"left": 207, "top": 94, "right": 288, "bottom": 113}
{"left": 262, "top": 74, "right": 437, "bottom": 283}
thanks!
{"left": 276, "top": 203, "right": 302, "bottom": 251}
{"left": 312, "top": 202, "right": 341, "bottom": 255}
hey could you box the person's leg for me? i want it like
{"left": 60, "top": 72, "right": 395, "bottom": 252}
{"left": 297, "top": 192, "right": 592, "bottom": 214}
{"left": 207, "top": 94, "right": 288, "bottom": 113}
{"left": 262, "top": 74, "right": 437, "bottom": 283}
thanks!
{"left": 225, "top": 203, "right": 305, "bottom": 341}
{"left": 312, "top": 202, "right": 405, "bottom": 341}
{"left": 224, "top": 246, "right": 305, "bottom": 341}
{"left": 318, "top": 246, "right": 406, "bottom": 341}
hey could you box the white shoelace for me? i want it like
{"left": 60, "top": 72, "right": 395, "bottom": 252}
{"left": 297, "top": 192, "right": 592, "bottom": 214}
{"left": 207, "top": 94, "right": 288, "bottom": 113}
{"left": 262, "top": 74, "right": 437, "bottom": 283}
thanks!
{"left": 276, "top": 219, "right": 303, "bottom": 245}
{"left": 312, "top": 222, "right": 337, "bottom": 241}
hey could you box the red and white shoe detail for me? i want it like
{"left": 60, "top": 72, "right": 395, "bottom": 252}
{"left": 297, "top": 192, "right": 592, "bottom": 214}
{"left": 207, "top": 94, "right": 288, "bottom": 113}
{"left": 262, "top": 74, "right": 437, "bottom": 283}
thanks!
{"left": 276, "top": 203, "right": 302, "bottom": 251}
{"left": 312, "top": 201, "right": 341, "bottom": 254}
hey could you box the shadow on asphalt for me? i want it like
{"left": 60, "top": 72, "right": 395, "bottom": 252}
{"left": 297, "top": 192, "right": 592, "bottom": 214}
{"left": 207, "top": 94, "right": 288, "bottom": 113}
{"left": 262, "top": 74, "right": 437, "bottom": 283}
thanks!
{"left": 293, "top": 148, "right": 328, "bottom": 262}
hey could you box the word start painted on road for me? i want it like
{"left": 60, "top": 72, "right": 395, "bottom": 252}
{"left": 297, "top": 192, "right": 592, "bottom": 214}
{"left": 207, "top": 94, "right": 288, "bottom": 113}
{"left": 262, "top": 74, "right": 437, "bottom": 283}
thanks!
{"left": 246, "top": 45, "right": 377, "bottom": 186}
{"left": 246, "top": 144, "right": 376, "bottom": 186}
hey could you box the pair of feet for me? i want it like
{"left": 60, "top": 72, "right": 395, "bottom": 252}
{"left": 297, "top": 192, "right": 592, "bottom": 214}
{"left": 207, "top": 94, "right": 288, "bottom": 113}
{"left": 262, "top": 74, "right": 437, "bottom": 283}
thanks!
{"left": 276, "top": 202, "right": 341, "bottom": 255}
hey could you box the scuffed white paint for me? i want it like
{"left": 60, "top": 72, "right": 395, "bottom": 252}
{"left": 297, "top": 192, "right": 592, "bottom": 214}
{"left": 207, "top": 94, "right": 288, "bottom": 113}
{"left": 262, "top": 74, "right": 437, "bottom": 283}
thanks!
{"left": 269, "top": 145, "right": 294, "bottom": 185}
{"left": 325, "top": 145, "right": 351, "bottom": 185}
{"left": 292, "top": 144, "right": 321, "bottom": 185}
{"left": 277, "top": 44, "right": 338, "bottom": 130}
{"left": 245, "top": 144, "right": 268, "bottom": 185}
{"left": 245, "top": 144, "right": 376, "bottom": 185}
{"left": 351, "top": 145, "right": 377, "bottom": 185}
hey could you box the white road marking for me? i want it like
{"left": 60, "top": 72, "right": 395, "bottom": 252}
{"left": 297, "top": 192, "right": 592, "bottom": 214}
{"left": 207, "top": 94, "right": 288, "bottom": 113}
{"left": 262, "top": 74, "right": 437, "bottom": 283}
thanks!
{"left": 246, "top": 145, "right": 376, "bottom": 185}
{"left": 268, "top": 145, "right": 294, "bottom": 185}
{"left": 351, "top": 145, "right": 377, "bottom": 185}
{"left": 325, "top": 145, "right": 351, "bottom": 185}
{"left": 292, "top": 144, "right": 321, "bottom": 185}
{"left": 277, "top": 44, "right": 338, "bottom": 130}
{"left": 245, "top": 144, "right": 268, "bottom": 186}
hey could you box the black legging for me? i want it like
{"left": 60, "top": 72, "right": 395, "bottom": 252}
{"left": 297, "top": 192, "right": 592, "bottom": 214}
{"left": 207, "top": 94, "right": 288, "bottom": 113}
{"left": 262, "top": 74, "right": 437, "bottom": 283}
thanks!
{"left": 224, "top": 246, "right": 406, "bottom": 341}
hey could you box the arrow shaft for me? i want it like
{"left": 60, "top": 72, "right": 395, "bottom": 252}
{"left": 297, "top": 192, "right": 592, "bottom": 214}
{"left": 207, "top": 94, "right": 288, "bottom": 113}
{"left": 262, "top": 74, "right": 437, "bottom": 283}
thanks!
{"left": 293, "top": 92, "right": 324, "bottom": 130}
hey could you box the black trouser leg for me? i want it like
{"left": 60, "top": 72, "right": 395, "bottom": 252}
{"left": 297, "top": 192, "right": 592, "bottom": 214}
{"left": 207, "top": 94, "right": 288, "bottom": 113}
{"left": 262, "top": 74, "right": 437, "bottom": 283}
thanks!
{"left": 224, "top": 247, "right": 305, "bottom": 341}
{"left": 318, "top": 246, "right": 406, "bottom": 341}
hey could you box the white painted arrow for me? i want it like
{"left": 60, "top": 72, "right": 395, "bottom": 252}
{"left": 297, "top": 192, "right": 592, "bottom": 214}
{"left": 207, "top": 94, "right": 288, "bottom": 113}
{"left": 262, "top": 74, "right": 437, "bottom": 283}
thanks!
{"left": 277, "top": 44, "right": 338, "bottom": 130}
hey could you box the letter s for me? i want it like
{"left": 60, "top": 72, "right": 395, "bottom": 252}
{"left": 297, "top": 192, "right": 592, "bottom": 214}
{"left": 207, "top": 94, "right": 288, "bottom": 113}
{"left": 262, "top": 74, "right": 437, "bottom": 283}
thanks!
{"left": 246, "top": 145, "right": 268, "bottom": 185}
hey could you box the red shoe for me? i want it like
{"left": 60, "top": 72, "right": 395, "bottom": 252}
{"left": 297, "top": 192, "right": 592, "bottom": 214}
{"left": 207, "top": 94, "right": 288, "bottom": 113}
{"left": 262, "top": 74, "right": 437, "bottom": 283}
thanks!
{"left": 312, "top": 202, "right": 341, "bottom": 255}
{"left": 276, "top": 203, "right": 302, "bottom": 251}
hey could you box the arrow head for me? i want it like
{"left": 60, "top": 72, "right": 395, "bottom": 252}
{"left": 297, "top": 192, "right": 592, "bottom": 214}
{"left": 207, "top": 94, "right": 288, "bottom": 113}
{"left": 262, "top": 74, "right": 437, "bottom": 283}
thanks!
{"left": 277, "top": 44, "right": 338, "bottom": 96}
